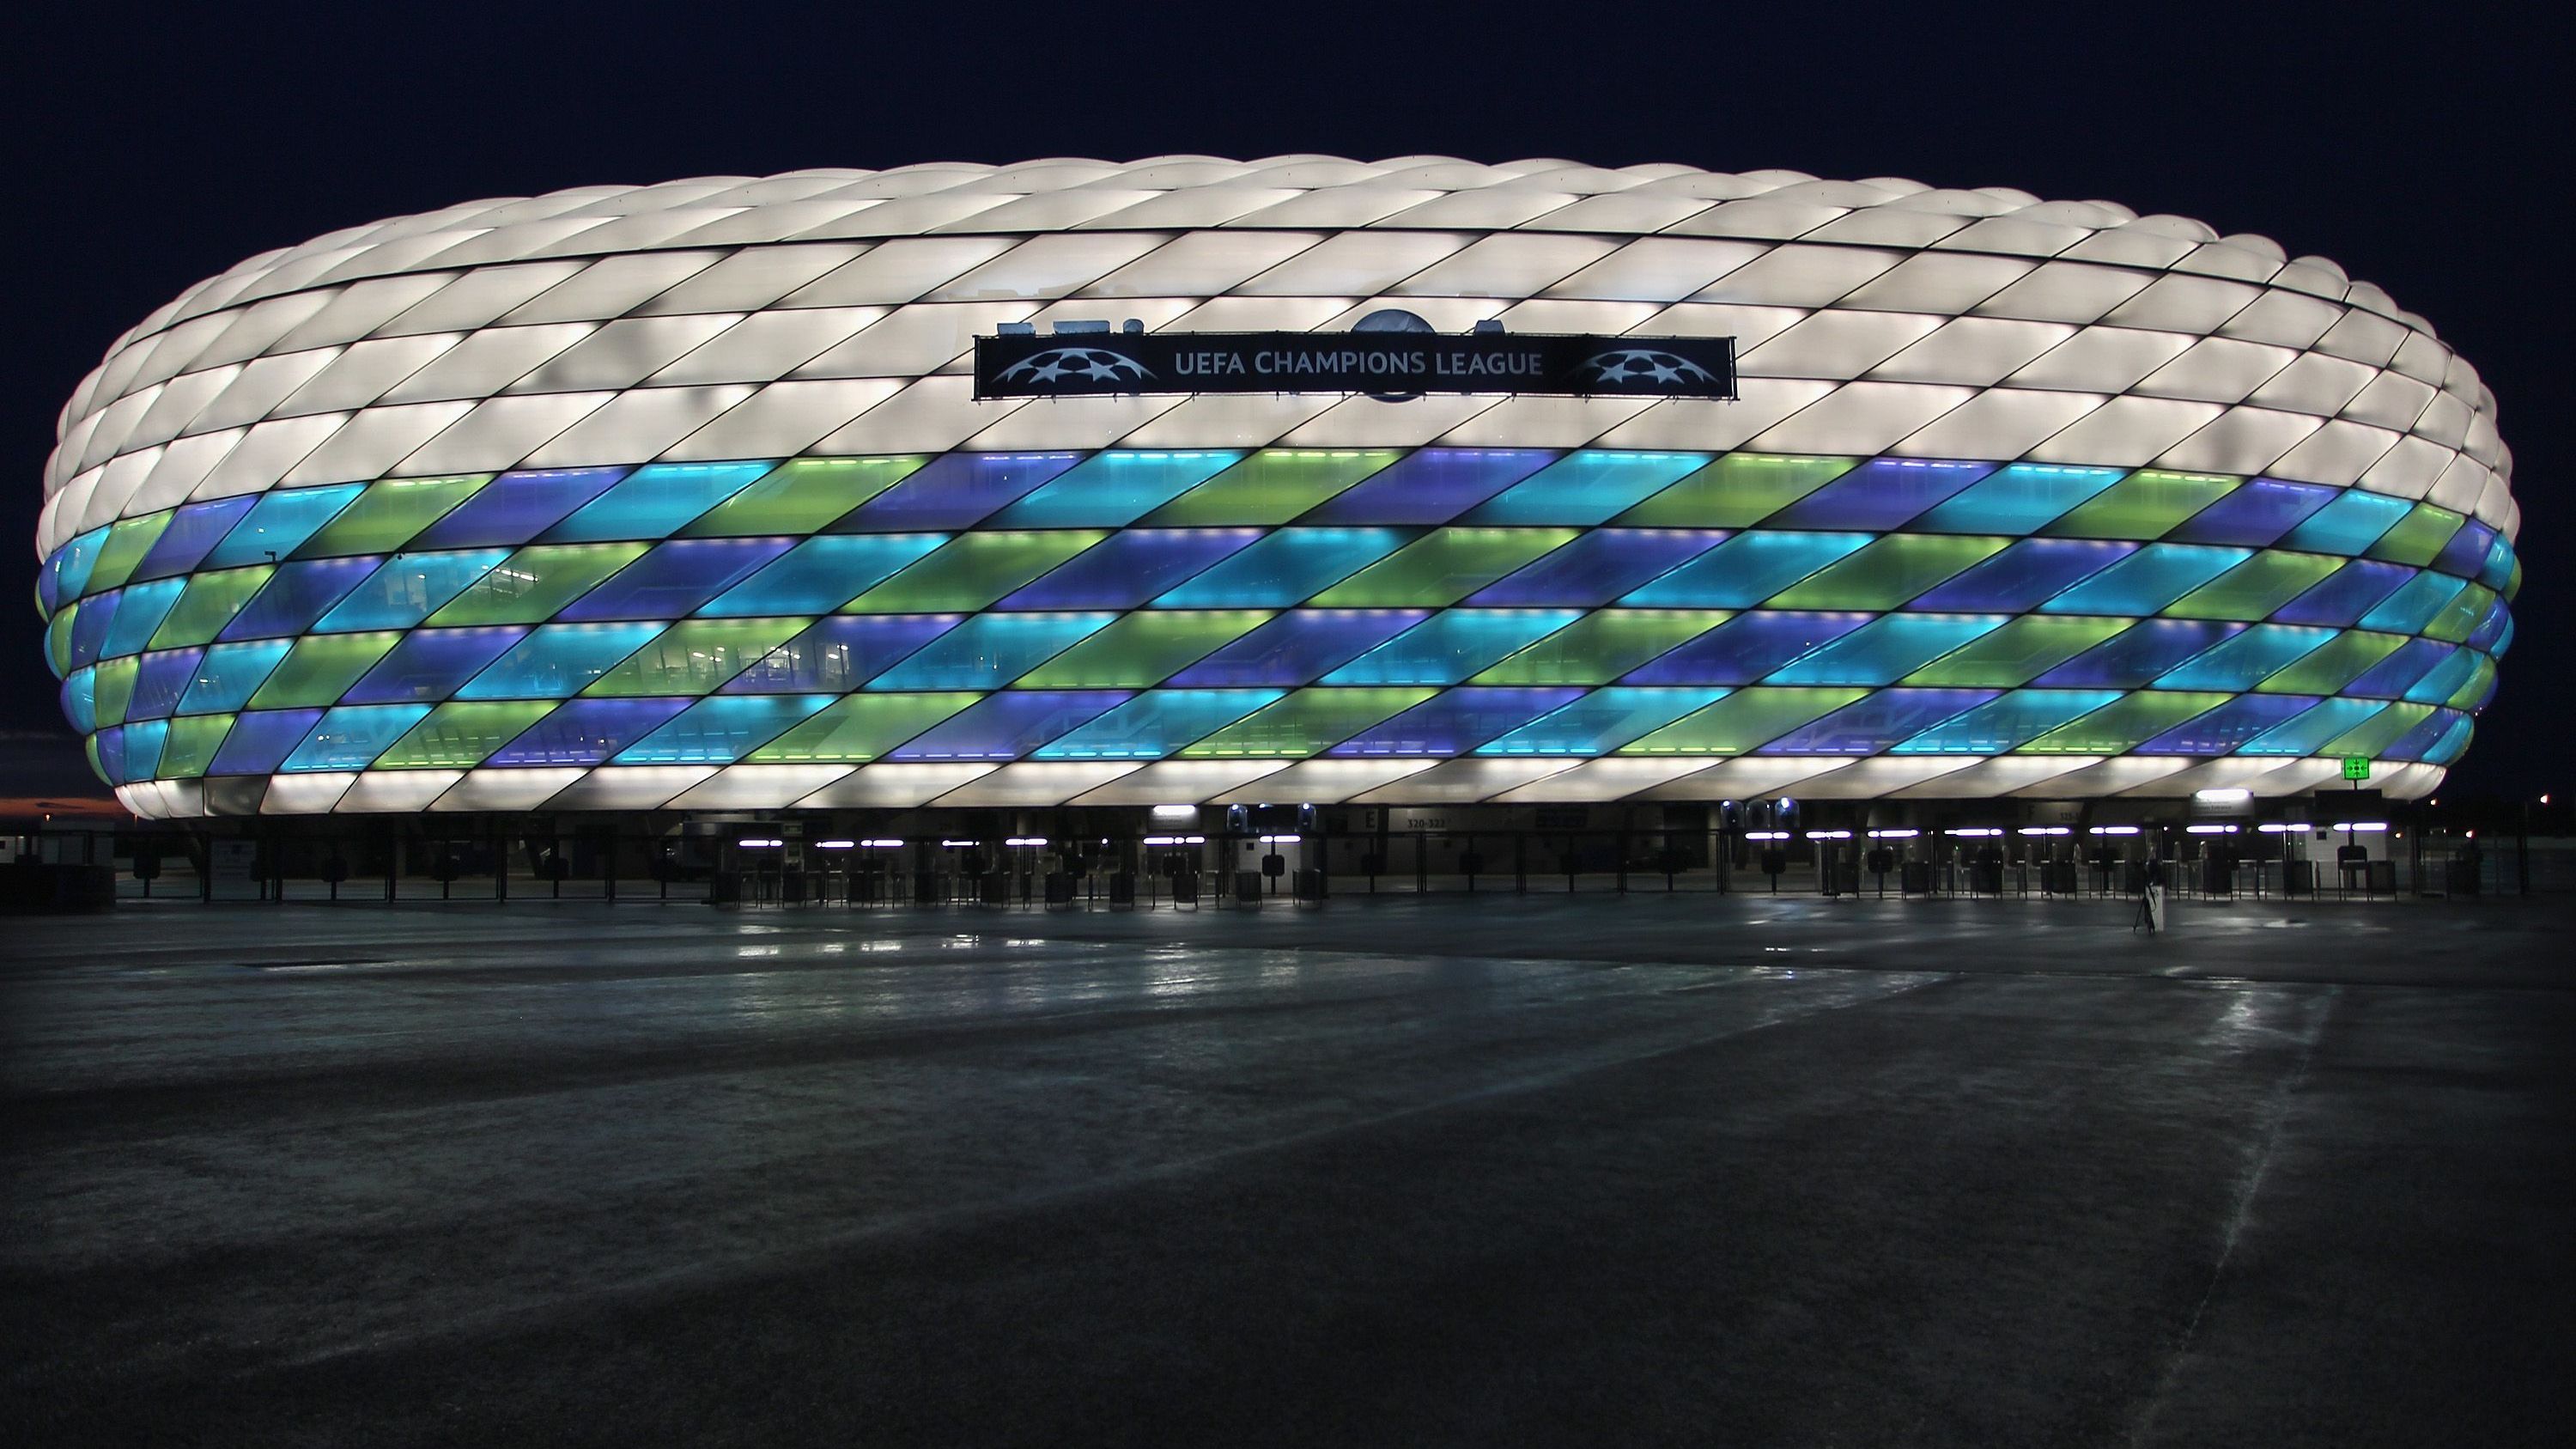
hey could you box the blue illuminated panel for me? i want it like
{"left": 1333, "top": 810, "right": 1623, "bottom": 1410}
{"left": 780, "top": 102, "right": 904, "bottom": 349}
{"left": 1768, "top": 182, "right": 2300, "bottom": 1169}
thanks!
{"left": 489, "top": 697, "right": 691, "bottom": 766}
{"left": 834, "top": 453, "right": 1078, "bottom": 531}
{"left": 344, "top": 627, "right": 532, "bottom": 704}
{"left": 555, "top": 538, "right": 794, "bottom": 621}
{"left": 1303, "top": 448, "right": 1555, "bottom": 525}
{"left": 1467, "top": 529, "right": 1726, "bottom": 606}
{"left": 2138, "top": 695, "right": 2318, "bottom": 755}
{"left": 1167, "top": 610, "right": 1429, "bottom": 686}
{"left": 1765, "top": 459, "right": 1992, "bottom": 531}
{"left": 1464, "top": 452, "right": 1708, "bottom": 526}
{"left": 2166, "top": 478, "right": 2337, "bottom": 546}
{"left": 410, "top": 468, "right": 626, "bottom": 549}
{"left": 1759, "top": 689, "right": 1999, "bottom": 755}
{"left": 885, "top": 690, "right": 1129, "bottom": 761}
{"left": 999, "top": 529, "right": 1260, "bottom": 609}
{"left": 1622, "top": 612, "right": 1869, "bottom": 685}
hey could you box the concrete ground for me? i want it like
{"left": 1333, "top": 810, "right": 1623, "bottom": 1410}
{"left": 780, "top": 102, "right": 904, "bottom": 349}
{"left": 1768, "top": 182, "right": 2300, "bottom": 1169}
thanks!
{"left": 5, "top": 893, "right": 2571, "bottom": 1446}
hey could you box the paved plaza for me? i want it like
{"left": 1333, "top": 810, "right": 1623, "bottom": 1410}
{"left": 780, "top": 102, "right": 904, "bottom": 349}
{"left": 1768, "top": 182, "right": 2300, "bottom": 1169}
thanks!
{"left": 7, "top": 893, "right": 2571, "bottom": 1446}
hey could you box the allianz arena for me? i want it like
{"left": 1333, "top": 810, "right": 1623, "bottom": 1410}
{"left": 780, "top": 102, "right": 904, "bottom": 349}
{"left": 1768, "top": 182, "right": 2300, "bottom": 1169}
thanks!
{"left": 37, "top": 157, "right": 2518, "bottom": 824}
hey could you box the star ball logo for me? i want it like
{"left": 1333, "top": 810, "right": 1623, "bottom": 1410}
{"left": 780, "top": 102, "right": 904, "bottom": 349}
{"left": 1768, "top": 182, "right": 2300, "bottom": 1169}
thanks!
{"left": 1576, "top": 349, "right": 1719, "bottom": 388}
{"left": 995, "top": 347, "right": 1154, "bottom": 386}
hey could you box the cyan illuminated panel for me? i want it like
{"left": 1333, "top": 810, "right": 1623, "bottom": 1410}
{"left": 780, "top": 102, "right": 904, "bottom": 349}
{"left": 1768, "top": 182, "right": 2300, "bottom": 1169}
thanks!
{"left": 1622, "top": 532, "right": 1872, "bottom": 607}
{"left": 1477, "top": 687, "right": 1728, "bottom": 756}
{"left": 1329, "top": 686, "right": 1589, "bottom": 756}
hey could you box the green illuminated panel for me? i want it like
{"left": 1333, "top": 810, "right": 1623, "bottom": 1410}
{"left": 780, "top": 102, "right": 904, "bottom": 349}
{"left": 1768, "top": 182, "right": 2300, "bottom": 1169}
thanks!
{"left": 1178, "top": 687, "right": 1437, "bottom": 758}
{"left": 1472, "top": 610, "right": 1730, "bottom": 685}
{"left": 1765, "top": 535, "right": 2008, "bottom": 610}
{"left": 2421, "top": 583, "right": 2495, "bottom": 643}
{"left": 376, "top": 701, "right": 556, "bottom": 769}
{"left": 681, "top": 457, "right": 925, "bottom": 537}
{"left": 91, "top": 656, "right": 140, "bottom": 728}
{"left": 2017, "top": 691, "right": 2231, "bottom": 754}
{"left": 1145, "top": 450, "right": 1400, "bottom": 526}
{"left": 1612, "top": 454, "right": 1857, "bottom": 527}
{"left": 2365, "top": 504, "right": 2464, "bottom": 568}
{"left": 146, "top": 566, "right": 275, "bottom": 649}
{"left": 84, "top": 511, "right": 176, "bottom": 596}
{"left": 744, "top": 692, "right": 978, "bottom": 764}
{"left": 1308, "top": 528, "right": 1578, "bottom": 608}
{"left": 1017, "top": 611, "right": 1272, "bottom": 688}
{"left": 247, "top": 632, "right": 404, "bottom": 709}
{"left": 2162, "top": 551, "right": 2344, "bottom": 621}
{"left": 2255, "top": 630, "right": 2406, "bottom": 694}
{"left": 580, "top": 618, "right": 810, "bottom": 697}
{"left": 2044, "top": 471, "right": 2237, "bottom": 539}
{"left": 2445, "top": 654, "right": 2497, "bottom": 709}
{"left": 1901, "top": 616, "right": 2130, "bottom": 687}
{"left": 1618, "top": 686, "right": 1868, "bottom": 755}
{"left": 2319, "top": 701, "right": 2433, "bottom": 759}
{"left": 424, "top": 543, "right": 650, "bottom": 626}
{"left": 157, "top": 714, "right": 234, "bottom": 778}
{"left": 295, "top": 476, "right": 489, "bottom": 557}
{"left": 46, "top": 605, "right": 77, "bottom": 677}
{"left": 845, "top": 532, "right": 1105, "bottom": 612}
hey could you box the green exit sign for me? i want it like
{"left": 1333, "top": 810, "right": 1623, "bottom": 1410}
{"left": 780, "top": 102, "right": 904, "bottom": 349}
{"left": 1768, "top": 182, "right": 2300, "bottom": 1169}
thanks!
{"left": 2342, "top": 756, "right": 2372, "bottom": 781}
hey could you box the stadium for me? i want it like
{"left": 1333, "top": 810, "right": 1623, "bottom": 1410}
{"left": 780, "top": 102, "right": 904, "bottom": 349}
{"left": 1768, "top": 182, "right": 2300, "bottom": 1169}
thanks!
{"left": 30, "top": 158, "right": 2518, "bottom": 894}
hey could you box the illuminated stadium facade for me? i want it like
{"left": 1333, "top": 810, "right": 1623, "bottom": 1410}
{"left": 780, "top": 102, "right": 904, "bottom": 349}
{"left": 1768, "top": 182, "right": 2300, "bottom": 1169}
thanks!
{"left": 37, "top": 158, "right": 2518, "bottom": 831}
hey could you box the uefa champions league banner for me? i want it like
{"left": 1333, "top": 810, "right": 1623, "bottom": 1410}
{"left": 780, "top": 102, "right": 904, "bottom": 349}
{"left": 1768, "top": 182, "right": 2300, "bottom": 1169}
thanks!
{"left": 974, "top": 330, "right": 1738, "bottom": 399}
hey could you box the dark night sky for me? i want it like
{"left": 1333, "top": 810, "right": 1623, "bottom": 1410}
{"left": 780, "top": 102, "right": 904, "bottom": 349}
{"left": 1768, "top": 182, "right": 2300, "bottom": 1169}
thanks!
{"left": 4, "top": 1, "right": 2562, "bottom": 801}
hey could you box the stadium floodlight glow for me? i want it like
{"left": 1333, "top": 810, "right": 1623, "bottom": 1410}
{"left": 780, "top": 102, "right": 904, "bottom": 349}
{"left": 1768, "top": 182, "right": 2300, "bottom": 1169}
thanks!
{"left": 2088, "top": 825, "right": 2141, "bottom": 836}
{"left": 2195, "top": 789, "right": 2255, "bottom": 805}
{"left": 35, "top": 158, "right": 2512, "bottom": 819}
